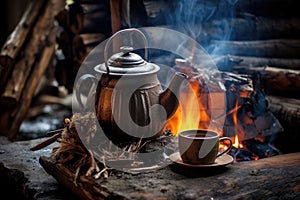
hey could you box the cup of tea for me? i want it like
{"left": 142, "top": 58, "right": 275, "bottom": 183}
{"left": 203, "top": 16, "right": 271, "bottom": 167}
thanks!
{"left": 178, "top": 129, "right": 232, "bottom": 165}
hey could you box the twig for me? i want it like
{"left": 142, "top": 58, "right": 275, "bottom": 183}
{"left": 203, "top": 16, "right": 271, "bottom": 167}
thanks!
{"left": 30, "top": 132, "right": 62, "bottom": 151}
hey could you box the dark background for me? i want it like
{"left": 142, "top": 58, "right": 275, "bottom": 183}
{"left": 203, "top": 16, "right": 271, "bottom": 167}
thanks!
{"left": 0, "top": 0, "right": 29, "bottom": 47}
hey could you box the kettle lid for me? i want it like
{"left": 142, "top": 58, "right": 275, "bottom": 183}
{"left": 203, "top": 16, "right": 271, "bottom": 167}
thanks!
{"left": 96, "top": 46, "right": 159, "bottom": 75}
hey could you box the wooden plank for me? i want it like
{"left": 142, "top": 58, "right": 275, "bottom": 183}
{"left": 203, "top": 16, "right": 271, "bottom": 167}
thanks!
{"left": 40, "top": 152, "right": 300, "bottom": 200}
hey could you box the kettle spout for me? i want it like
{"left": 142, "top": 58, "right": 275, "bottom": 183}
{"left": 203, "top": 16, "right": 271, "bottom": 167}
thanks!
{"left": 159, "top": 72, "right": 188, "bottom": 119}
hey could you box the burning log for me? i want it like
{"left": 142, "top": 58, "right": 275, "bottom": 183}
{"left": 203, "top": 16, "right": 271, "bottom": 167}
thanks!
{"left": 207, "top": 39, "right": 300, "bottom": 58}
{"left": 0, "top": 0, "right": 65, "bottom": 140}
{"left": 0, "top": 0, "right": 47, "bottom": 93}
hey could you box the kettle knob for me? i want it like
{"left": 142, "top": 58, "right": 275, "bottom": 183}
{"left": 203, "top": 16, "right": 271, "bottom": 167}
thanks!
{"left": 120, "top": 46, "right": 134, "bottom": 55}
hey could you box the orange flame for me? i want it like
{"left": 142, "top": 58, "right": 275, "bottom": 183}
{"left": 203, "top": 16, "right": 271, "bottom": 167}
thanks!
{"left": 165, "top": 80, "right": 201, "bottom": 135}
{"left": 232, "top": 100, "right": 243, "bottom": 148}
{"left": 233, "top": 134, "right": 243, "bottom": 148}
{"left": 164, "top": 76, "right": 218, "bottom": 136}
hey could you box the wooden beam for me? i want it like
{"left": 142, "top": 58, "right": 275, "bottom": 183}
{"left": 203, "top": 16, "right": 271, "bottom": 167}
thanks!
{"left": 39, "top": 152, "right": 300, "bottom": 200}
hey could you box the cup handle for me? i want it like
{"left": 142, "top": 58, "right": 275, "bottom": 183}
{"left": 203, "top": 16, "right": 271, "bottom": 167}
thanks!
{"left": 217, "top": 137, "right": 233, "bottom": 157}
{"left": 74, "top": 74, "right": 97, "bottom": 110}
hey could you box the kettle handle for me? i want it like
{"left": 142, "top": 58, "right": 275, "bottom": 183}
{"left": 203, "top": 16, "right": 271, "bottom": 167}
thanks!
{"left": 104, "top": 28, "right": 149, "bottom": 75}
{"left": 74, "top": 74, "right": 98, "bottom": 110}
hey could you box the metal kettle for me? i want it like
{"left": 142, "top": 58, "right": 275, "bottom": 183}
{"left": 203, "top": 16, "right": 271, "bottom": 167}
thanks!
{"left": 75, "top": 28, "right": 187, "bottom": 142}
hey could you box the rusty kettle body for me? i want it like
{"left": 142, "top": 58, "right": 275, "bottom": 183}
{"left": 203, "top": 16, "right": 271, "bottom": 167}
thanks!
{"left": 75, "top": 29, "right": 187, "bottom": 142}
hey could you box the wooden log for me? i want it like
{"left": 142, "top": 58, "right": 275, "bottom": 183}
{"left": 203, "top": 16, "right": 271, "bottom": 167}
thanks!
{"left": 0, "top": 0, "right": 46, "bottom": 92}
{"left": 0, "top": 0, "right": 66, "bottom": 108}
{"left": 137, "top": 0, "right": 299, "bottom": 26}
{"left": 80, "top": 33, "right": 105, "bottom": 48}
{"left": 207, "top": 39, "right": 300, "bottom": 58}
{"left": 0, "top": 0, "right": 65, "bottom": 140}
{"left": 149, "top": 17, "right": 300, "bottom": 47}
{"left": 266, "top": 96, "right": 300, "bottom": 125}
{"left": 222, "top": 55, "right": 300, "bottom": 70}
{"left": 233, "top": 66, "right": 300, "bottom": 99}
{"left": 198, "top": 17, "right": 300, "bottom": 42}
{"left": 39, "top": 152, "right": 300, "bottom": 200}
{"left": 55, "top": 1, "right": 84, "bottom": 35}
{"left": 266, "top": 95, "right": 300, "bottom": 153}
{"left": 1, "top": 29, "right": 56, "bottom": 140}
{"left": 0, "top": 28, "right": 57, "bottom": 140}
{"left": 211, "top": 0, "right": 300, "bottom": 19}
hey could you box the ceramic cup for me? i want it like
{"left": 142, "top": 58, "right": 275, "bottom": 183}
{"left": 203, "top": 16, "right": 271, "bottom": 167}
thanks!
{"left": 178, "top": 129, "right": 233, "bottom": 165}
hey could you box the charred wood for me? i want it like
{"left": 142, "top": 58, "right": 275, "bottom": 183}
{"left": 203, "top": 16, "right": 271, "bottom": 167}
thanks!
{"left": 233, "top": 66, "right": 300, "bottom": 99}
{"left": 267, "top": 95, "right": 300, "bottom": 153}
{"left": 266, "top": 96, "right": 300, "bottom": 126}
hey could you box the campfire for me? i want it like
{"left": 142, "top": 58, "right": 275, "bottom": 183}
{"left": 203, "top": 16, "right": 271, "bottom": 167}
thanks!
{"left": 162, "top": 56, "right": 282, "bottom": 162}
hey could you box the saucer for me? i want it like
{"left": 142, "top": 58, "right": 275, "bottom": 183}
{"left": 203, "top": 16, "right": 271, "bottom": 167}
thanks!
{"left": 169, "top": 152, "right": 234, "bottom": 168}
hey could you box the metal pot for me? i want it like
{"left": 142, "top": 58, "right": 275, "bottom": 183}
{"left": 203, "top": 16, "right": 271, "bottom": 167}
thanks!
{"left": 75, "top": 28, "right": 187, "bottom": 142}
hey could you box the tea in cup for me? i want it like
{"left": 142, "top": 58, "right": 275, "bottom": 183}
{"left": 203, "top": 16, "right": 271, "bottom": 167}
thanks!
{"left": 178, "top": 129, "right": 232, "bottom": 165}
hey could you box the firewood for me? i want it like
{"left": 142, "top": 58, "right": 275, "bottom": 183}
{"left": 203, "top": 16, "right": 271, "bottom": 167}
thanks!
{"left": 207, "top": 39, "right": 300, "bottom": 58}
{"left": 266, "top": 95, "right": 300, "bottom": 124}
{"left": 233, "top": 66, "right": 300, "bottom": 99}
{"left": 0, "top": 0, "right": 65, "bottom": 140}
{"left": 197, "top": 17, "right": 300, "bottom": 41}
{"left": 223, "top": 55, "right": 300, "bottom": 70}
{"left": 0, "top": 0, "right": 46, "bottom": 92}
{"left": 266, "top": 95, "right": 300, "bottom": 153}
{"left": 139, "top": 0, "right": 299, "bottom": 24}
{"left": 1, "top": 28, "right": 56, "bottom": 140}
{"left": 212, "top": 0, "right": 300, "bottom": 18}
{"left": 3, "top": 31, "right": 56, "bottom": 140}
{"left": 80, "top": 33, "right": 105, "bottom": 47}
{"left": 55, "top": 0, "right": 84, "bottom": 34}
{"left": 0, "top": 8, "right": 58, "bottom": 107}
